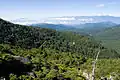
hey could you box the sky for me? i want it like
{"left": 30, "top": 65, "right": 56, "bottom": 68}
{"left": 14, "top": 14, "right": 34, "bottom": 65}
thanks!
{"left": 0, "top": 0, "right": 120, "bottom": 20}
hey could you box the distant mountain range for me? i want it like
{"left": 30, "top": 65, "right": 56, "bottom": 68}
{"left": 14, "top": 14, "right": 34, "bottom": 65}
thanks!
{"left": 30, "top": 23, "right": 75, "bottom": 31}
{"left": 11, "top": 16, "right": 120, "bottom": 25}
{"left": 11, "top": 16, "right": 119, "bottom": 35}
{"left": 31, "top": 21, "right": 117, "bottom": 35}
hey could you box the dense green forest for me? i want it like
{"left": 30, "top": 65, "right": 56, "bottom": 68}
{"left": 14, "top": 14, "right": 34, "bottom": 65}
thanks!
{"left": 0, "top": 18, "right": 120, "bottom": 80}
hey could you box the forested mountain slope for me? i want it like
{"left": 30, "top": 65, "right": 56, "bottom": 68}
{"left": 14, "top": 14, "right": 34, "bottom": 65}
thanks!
{"left": 0, "top": 18, "right": 120, "bottom": 79}
{"left": 0, "top": 18, "right": 56, "bottom": 48}
{"left": 0, "top": 18, "right": 119, "bottom": 58}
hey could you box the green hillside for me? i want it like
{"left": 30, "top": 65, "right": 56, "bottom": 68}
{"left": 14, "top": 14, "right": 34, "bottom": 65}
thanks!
{"left": 94, "top": 25, "right": 120, "bottom": 53}
{"left": 0, "top": 18, "right": 118, "bottom": 58}
{"left": 0, "top": 18, "right": 56, "bottom": 48}
{"left": 0, "top": 18, "right": 120, "bottom": 80}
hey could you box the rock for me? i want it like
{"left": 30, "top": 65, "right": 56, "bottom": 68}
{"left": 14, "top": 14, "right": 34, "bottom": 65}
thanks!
{"left": 13, "top": 56, "right": 30, "bottom": 64}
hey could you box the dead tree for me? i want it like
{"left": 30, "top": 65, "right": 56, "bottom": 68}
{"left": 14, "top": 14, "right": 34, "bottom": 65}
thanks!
{"left": 92, "top": 50, "right": 100, "bottom": 80}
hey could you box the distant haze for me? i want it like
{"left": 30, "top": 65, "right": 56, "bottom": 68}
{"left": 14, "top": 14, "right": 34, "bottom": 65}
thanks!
{"left": 11, "top": 16, "right": 120, "bottom": 25}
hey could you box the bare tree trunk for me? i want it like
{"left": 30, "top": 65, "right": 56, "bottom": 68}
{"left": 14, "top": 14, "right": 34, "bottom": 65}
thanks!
{"left": 92, "top": 50, "right": 100, "bottom": 80}
{"left": 40, "top": 41, "right": 46, "bottom": 48}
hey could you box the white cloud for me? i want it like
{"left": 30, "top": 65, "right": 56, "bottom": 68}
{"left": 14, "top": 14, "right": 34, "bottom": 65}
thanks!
{"left": 96, "top": 13, "right": 112, "bottom": 16}
{"left": 50, "top": 17, "right": 75, "bottom": 20}
{"left": 96, "top": 2, "right": 117, "bottom": 8}
{"left": 44, "top": 21, "right": 54, "bottom": 24}
{"left": 78, "top": 18, "right": 94, "bottom": 22}
{"left": 96, "top": 4, "right": 105, "bottom": 7}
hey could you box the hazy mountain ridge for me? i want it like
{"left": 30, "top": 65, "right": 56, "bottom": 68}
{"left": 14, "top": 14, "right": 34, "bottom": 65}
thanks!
{"left": 30, "top": 23, "right": 76, "bottom": 31}
{"left": 31, "top": 21, "right": 117, "bottom": 35}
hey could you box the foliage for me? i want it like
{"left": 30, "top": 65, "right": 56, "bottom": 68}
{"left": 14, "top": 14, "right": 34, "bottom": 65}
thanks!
{"left": 80, "top": 59, "right": 120, "bottom": 80}
{"left": 0, "top": 18, "right": 120, "bottom": 79}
